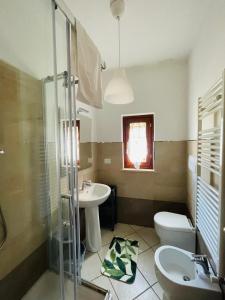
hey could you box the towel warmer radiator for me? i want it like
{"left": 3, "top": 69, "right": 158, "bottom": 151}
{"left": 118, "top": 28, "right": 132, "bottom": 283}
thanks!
{"left": 197, "top": 74, "right": 225, "bottom": 278}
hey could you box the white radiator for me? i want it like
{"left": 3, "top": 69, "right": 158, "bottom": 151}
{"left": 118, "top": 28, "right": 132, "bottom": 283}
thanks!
{"left": 197, "top": 76, "right": 225, "bottom": 277}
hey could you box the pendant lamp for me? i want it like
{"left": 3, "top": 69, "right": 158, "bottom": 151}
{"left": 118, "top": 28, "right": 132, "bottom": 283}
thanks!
{"left": 104, "top": 0, "right": 134, "bottom": 104}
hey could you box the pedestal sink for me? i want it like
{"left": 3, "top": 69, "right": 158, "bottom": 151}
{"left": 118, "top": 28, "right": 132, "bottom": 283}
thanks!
{"left": 79, "top": 183, "right": 111, "bottom": 252}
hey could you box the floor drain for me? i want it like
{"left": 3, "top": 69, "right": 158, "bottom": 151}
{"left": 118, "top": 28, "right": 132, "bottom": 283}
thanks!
{"left": 183, "top": 275, "right": 190, "bottom": 281}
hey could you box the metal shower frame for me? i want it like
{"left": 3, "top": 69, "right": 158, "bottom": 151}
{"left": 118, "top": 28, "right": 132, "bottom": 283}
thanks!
{"left": 50, "top": 1, "right": 111, "bottom": 299}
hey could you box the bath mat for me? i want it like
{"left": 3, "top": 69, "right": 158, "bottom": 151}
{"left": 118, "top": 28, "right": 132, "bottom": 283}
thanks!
{"left": 101, "top": 237, "right": 139, "bottom": 284}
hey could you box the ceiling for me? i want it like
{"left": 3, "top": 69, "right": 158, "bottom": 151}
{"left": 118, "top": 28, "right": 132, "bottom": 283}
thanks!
{"left": 65, "top": 0, "right": 213, "bottom": 68}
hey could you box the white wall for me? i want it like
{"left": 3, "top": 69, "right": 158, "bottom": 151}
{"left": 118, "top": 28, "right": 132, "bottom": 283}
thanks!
{"left": 0, "top": 0, "right": 97, "bottom": 144}
{"left": 188, "top": 0, "right": 225, "bottom": 140}
{"left": 96, "top": 59, "right": 188, "bottom": 142}
{"left": 0, "top": 0, "right": 53, "bottom": 79}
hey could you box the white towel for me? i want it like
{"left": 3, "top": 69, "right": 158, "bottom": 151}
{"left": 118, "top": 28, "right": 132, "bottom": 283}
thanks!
{"left": 72, "top": 21, "right": 103, "bottom": 109}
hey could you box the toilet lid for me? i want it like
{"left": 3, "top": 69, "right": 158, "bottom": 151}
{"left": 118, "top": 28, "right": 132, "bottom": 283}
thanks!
{"left": 154, "top": 212, "right": 193, "bottom": 232}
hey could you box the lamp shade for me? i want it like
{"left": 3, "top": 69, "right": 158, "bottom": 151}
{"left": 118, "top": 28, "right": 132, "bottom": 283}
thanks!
{"left": 104, "top": 69, "right": 134, "bottom": 104}
{"left": 110, "top": 0, "right": 125, "bottom": 19}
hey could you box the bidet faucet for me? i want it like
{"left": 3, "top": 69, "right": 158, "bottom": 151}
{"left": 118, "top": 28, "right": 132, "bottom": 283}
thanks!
{"left": 80, "top": 180, "right": 92, "bottom": 191}
{"left": 191, "top": 254, "right": 210, "bottom": 275}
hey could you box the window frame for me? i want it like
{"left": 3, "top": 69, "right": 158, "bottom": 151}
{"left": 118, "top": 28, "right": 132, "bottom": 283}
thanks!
{"left": 122, "top": 113, "right": 154, "bottom": 170}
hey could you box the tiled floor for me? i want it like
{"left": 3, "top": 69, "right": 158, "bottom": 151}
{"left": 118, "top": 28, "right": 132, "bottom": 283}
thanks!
{"left": 22, "top": 271, "right": 107, "bottom": 300}
{"left": 23, "top": 223, "right": 164, "bottom": 300}
{"left": 81, "top": 223, "right": 164, "bottom": 300}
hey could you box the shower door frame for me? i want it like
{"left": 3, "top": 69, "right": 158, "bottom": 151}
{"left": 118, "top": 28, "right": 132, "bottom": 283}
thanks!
{"left": 51, "top": 1, "right": 112, "bottom": 299}
{"left": 51, "top": 1, "right": 80, "bottom": 299}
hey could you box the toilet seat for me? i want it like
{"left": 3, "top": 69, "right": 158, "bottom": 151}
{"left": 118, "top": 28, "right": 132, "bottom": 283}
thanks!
{"left": 154, "top": 212, "right": 194, "bottom": 233}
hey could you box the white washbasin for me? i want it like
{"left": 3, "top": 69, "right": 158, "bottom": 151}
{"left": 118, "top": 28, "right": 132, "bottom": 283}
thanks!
{"left": 78, "top": 183, "right": 111, "bottom": 252}
{"left": 79, "top": 183, "right": 111, "bottom": 208}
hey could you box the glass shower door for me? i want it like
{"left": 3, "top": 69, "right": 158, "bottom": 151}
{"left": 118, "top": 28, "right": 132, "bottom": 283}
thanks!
{"left": 0, "top": 1, "right": 109, "bottom": 299}
{"left": 45, "top": 2, "right": 111, "bottom": 300}
{"left": 44, "top": 3, "right": 80, "bottom": 299}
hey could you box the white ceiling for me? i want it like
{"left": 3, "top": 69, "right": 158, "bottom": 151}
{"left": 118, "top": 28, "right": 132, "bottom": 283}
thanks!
{"left": 65, "top": 0, "right": 213, "bottom": 68}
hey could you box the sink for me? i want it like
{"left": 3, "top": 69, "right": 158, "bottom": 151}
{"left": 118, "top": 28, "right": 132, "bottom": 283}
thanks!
{"left": 79, "top": 183, "right": 111, "bottom": 208}
{"left": 79, "top": 183, "right": 111, "bottom": 252}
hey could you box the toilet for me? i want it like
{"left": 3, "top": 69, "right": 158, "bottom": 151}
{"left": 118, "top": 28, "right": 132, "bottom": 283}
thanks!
{"left": 154, "top": 212, "right": 195, "bottom": 252}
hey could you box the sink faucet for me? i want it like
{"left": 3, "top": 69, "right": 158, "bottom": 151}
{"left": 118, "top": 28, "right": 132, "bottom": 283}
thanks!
{"left": 191, "top": 254, "right": 210, "bottom": 275}
{"left": 80, "top": 180, "right": 92, "bottom": 191}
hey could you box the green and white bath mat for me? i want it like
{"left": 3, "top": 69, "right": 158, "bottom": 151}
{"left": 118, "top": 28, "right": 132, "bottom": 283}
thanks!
{"left": 101, "top": 237, "right": 139, "bottom": 284}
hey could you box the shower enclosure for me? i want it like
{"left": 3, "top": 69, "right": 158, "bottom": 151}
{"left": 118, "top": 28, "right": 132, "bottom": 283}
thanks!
{"left": 43, "top": 2, "right": 81, "bottom": 298}
{"left": 43, "top": 1, "right": 110, "bottom": 299}
{"left": 0, "top": 0, "right": 110, "bottom": 299}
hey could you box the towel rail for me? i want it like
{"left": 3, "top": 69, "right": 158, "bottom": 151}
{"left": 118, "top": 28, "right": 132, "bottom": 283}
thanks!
{"left": 199, "top": 78, "right": 222, "bottom": 103}
{"left": 197, "top": 188, "right": 219, "bottom": 215}
{"left": 197, "top": 163, "right": 220, "bottom": 176}
{"left": 196, "top": 73, "right": 225, "bottom": 278}
{"left": 197, "top": 159, "right": 220, "bottom": 171}
{"left": 198, "top": 98, "right": 222, "bottom": 114}
{"left": 197, "top": 155, "right": 220, "bottom": 164}
{"left": 197, "top": 181, "right": 219, "bottom": 197}
{"left": 198, "top": 134, "right": 221, "bottom": 140}
{"left": 198, "top": 144, "right": 220, "bottom": 151}
{"left": 199, "top": 107, "right": 223, "bottom": 120}
{"left": 198, "top": 127, "right": 221, "bottom": 134}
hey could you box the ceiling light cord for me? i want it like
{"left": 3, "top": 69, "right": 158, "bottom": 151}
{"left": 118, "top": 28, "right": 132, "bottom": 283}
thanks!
{"left": 117, "top": 16, "right": 121, "bottom": 68}
{"left": 104, "top": 0, "right": 134, "bottom": 104}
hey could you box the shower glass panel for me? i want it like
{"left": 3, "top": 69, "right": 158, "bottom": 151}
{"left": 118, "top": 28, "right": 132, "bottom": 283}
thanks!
{"left": 0, "top": 0, "right": 62, "bottom": 299}
{"left": 0, "top": 0, "right": 108, "bottom": 299}
{"left": 0, "top": 0, "right": 80, "bottom": 299}
{"left": 44, "top": 74, "right": 79, "bottom": 300}
{"left": 44, "top": 3, "right": 80, "bottom": 299}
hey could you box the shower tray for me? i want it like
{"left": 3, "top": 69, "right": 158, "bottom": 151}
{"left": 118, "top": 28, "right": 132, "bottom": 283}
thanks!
{"left": 80, "top": 279, "right": 112, "bottom": 300}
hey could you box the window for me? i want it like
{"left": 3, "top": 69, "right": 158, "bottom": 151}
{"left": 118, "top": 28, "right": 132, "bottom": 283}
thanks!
{"left": 62, "top": 120, "right": 80, "bottom": 166}
{"left": 122, "top": 114, "right": 154, "bottom": 170}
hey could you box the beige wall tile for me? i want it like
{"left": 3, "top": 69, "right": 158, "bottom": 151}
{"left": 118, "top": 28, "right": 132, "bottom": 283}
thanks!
{"left": 78, "top": 142, "right": 98, "bottom": 188}
{"left": 96, "top": 141, "right": 187, "bottom": 202}
{"left": 0, "top": 60, "right": 47, "bottom": 279}
{"left": 187, "top": 140, "right": 197, "bottom": 222}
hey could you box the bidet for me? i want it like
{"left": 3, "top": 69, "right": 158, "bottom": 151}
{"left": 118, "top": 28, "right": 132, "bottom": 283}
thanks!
{"left": 154, "top": 245, "right": 221, "bottom": 300}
